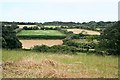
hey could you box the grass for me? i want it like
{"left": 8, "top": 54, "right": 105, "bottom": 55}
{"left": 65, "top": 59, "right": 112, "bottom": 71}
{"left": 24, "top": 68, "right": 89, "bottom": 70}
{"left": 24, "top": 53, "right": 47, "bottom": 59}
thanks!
{"left": 2, "top": 49, "right": 118, "bottom": 78}
{"left": 17, "top": 30, "right": 65, "bottom": 36}
{"left": 17, "top": 30, "right": 66, "bottom": 39}
{"left": 44, "top": 26, "right": 60, "bottom": 28}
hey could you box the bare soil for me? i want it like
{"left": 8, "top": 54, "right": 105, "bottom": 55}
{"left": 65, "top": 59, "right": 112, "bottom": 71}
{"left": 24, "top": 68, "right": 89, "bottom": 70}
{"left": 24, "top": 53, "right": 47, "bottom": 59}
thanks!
{"left": 20, "top": 40, "right": 63, "bottom": 49}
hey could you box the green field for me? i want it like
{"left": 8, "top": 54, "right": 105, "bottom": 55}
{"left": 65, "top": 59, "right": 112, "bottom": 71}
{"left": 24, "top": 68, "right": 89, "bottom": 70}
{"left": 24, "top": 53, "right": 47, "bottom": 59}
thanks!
{"left": 2, "top": 49, "right": 118, "bottom": 78}
{"left": 44, "top": 26, "right": 60, "bottom": 28}
{"left": 17, "top": 30, "right": 66, "bottom": 39}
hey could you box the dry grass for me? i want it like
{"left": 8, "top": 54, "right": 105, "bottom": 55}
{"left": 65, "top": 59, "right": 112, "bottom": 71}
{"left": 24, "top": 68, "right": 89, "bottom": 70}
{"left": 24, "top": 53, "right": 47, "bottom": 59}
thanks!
{"left": 67, "top": 29, "right": 100, "bottom": 35}
{"left": 18, "top": 25, "right": 37, "bottom": 28}
{"left": 2, "top": 50, "right": 118, "bottom": 78}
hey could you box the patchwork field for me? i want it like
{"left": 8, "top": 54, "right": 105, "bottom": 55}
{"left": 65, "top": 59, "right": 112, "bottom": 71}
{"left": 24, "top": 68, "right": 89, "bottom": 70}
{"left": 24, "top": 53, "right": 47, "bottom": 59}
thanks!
{"left": 67, "top": 29, "right": 100, "bottom": 35}
{"left": 18, "top": 25, "right": 37, "bottom": 28}
{"left": 17, "top": 30, "right": 66, "bottom": 39}
{"left": 44, "top": 26, "right": 60, "bottom": 28}
{"left": 20, "top": 40, "right": 63, "bottom": 49}
{"left": 17, "top": 30, "right": 65, "bottom": 36}
{"left": 2, "top": 50, "right": 118, "bottom": 78}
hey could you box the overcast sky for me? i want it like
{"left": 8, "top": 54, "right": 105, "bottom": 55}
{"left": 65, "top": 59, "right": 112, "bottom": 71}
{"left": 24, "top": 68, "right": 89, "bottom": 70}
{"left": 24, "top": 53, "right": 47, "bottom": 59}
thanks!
{"left": 0, "top": 0, "right": 119, "bottom": 23}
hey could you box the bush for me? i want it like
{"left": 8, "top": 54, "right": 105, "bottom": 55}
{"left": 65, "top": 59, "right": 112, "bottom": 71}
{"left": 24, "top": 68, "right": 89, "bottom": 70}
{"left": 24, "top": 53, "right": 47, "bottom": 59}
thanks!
{"left": 32, "top": 45, "right": 77, "bottom": 54}
{"left": 17, "top": 35, "right": 66, "bottom": 39}
{"left": 23, "top": 26, "right": 39, "bottom": 30}
{"left": 63, "top": 39, "right": 96, "bottom": 52}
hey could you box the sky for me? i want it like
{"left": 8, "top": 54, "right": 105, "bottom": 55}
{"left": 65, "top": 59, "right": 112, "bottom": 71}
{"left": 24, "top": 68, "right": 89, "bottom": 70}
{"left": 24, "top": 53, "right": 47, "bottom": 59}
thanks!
{"left": 0, "top": 0, "right": 119, "bottom": 23}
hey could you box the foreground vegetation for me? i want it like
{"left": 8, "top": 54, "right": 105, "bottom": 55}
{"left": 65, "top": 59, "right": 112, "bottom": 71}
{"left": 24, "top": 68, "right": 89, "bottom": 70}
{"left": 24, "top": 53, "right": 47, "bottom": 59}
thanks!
{"left": 2, "top": 49, "right": 118, "bottom": 78}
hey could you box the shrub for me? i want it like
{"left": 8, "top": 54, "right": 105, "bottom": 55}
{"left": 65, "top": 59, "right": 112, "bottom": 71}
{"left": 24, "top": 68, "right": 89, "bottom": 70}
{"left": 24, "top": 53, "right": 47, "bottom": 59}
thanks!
{"left": 32, "top": 45, "right": 77, "bottom": 54}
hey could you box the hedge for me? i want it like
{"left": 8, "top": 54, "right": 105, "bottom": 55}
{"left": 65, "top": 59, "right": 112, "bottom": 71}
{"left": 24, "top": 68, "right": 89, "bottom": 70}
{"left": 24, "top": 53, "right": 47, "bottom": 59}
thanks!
{"left": 17, "top": 35, "right": 66, "bottom": 39}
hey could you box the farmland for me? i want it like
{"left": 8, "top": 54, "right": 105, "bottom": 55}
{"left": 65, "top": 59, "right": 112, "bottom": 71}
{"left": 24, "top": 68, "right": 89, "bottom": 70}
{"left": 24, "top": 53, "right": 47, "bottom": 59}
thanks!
{"left": 18, "top": 25, "right": 37, "bottom": 28}
{"left": 44, "top": 26, "right": 60, "bottom": 28}
{"left": 2, "top": 49, "right": 118, "bottom": 78}
{"left": 2, "top": 21, "right": 119, "bottom": 78}
{"left": 20, "top": 40, "right": 63, "bottom": 49}
{"left": 17, "top": 30, "right": 66, "bottom": 39}
{"left": 67, "top": 29, "right": 100, "bottom": 35}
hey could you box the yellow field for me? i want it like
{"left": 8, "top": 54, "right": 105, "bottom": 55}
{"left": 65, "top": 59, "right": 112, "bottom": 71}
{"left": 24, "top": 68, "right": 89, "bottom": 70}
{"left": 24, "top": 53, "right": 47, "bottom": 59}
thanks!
{"left": 67, "top": 29, "right": 100, "bottom": 35}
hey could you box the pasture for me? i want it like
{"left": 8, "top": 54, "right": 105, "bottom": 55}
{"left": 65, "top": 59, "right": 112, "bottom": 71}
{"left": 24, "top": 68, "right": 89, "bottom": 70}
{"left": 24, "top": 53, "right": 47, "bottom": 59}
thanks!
{"left": 2, "top": 50, "right": 118, "bottom": 78}
{"left": 67, "top": 29, "right": 100, "bottom": 35}
{"left": 17, "top": 30, "right": 66, "bottom": 39}
{"left": 44, "top": 26, "right": 60, "bottom": 28}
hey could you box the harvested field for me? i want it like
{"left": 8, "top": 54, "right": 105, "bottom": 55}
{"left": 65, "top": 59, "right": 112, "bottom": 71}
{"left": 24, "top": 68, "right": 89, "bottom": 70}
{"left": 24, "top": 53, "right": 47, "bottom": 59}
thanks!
{"left": 67, "top": 29, "right": 100, "bottom": 35}
{"left": 18, "top": 25, "right": 37, "bottom": 28}
{"left": 20, "top": 40, "right": 63, "bottom": 49}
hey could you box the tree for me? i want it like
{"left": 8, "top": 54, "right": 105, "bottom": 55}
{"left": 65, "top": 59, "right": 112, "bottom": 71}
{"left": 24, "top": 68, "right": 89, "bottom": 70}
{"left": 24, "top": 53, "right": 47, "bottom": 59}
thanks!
{"left": 2, "top": 25, "right": 22, "bottom": 49}
{"left": 97, "top": 21, "right": 120, "bottom": 55}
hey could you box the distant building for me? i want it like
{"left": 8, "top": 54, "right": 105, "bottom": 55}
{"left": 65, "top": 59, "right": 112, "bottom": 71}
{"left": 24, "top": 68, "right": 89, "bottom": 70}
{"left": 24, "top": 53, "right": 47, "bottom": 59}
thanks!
{"left": 118, "top": 1, "right": 120, "bottom": 21}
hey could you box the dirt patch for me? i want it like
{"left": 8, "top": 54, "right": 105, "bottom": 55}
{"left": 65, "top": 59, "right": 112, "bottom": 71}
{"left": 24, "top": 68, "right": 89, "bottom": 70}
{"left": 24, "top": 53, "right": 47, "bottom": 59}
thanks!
{"left": 67, "top": 29, "right": 100, "bottom": 35}
{"left": 20, "top": 40, "right": 63, "bottom": 49}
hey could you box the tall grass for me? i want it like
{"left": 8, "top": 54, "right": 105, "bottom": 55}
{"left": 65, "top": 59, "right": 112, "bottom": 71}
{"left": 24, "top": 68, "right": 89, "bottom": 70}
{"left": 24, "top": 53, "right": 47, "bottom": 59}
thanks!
{"left": 2, "top": 49, "right": 118, "bottom": 78}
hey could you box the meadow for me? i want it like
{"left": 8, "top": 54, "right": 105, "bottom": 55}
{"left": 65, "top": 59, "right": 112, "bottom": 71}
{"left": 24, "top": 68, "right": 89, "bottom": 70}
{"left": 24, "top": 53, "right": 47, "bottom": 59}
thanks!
{"left": 17, "top": 30, "right": 66, "bottom": 39}
{"left": 44, "top": 26, "right": 60, "bottom": 28}
{"left": 2, "top": 49, "right": 118, "bottom": 78}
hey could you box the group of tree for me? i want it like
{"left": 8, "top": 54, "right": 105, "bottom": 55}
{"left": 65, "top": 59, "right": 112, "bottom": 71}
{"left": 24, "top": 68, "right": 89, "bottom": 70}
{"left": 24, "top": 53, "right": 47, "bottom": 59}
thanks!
{"left": 97, "top": 21, "right": 120, "bottom": 55}
{"left": 1, "top": 21, "right": 115, "bottom": 29}
{"left": 2, "top": 25, "right": 22, "bottom": 49}
{"left": 22, "top": 26, "right": 59, "bottom": 30}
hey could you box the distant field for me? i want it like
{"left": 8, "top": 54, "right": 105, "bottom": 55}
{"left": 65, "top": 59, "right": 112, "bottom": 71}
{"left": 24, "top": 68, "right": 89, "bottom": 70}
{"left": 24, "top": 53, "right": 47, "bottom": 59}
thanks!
{"left": 17, "top": 30, "right": 66, "bottom": 39}
{"left": 44, "top": 26, "right": 60, "bottom": 28}
{"left": 2, "top": 50, "right": 118, "bottom": 78}
{"left": 18, "top": 25, "right": 60, "bottom": 28}
{"left": 67, "top": 29, "right": 100, "bottom": 35}
{"left": 20, "top": 40, "right": 63, "bottom": 49}
{"left": 18, "top": 25, "right": 36, "bottom": 28}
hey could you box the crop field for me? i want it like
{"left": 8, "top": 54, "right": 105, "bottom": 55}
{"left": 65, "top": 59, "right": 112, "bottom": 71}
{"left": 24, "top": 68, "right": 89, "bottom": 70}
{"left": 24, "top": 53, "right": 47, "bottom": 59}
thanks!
{"left": 2, "top": 50, "right": 118, "bottom": 78}
{"left": 17, "top": 30, "right": 66, "bottom": 39}
{"left": 44, "top": 26, "right": 60, "bottom": 28}
{"left": 18, "top": 25, "right": 37, "bottom": 28}
{"left": 67, "top": 29, "right": 100, "bottom": 35}
{"left": 71, "top": 39, "right": 98, "bottom": 44}
{"left": 20, "top": 40, "right": 63, "bottom": 49}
